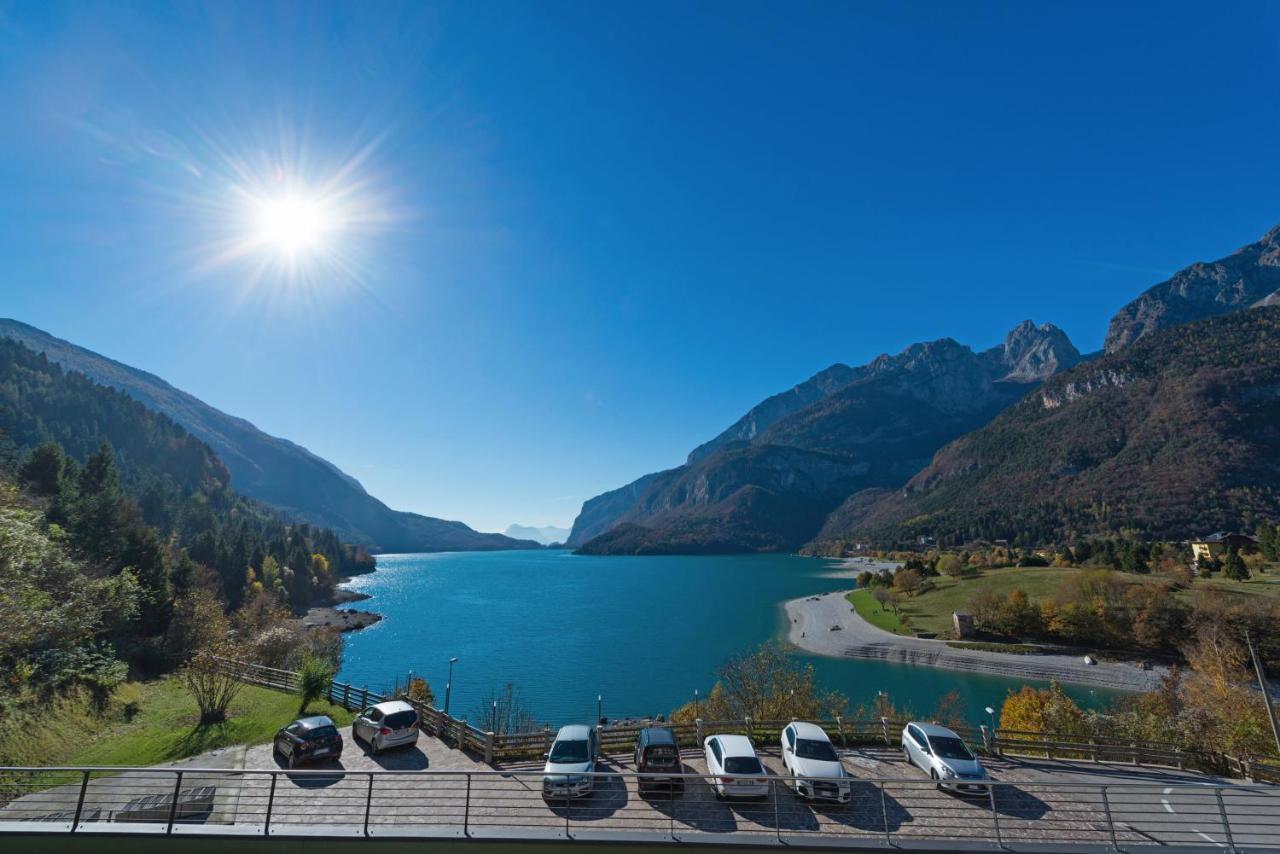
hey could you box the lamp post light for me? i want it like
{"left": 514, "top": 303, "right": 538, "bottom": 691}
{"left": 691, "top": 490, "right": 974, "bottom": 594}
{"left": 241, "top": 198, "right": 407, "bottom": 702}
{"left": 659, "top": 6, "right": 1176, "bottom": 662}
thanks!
{"left": 444, "top": 657, "right": 459, "bottom": 717}
{"left": 598, "top": 694, "right": 604, "bottom": 725}
{"left": 694, "top": 689, "right": 700, "bottom": 719}
{"left": 492, "top": 699, "right": 498, "bottom": 734}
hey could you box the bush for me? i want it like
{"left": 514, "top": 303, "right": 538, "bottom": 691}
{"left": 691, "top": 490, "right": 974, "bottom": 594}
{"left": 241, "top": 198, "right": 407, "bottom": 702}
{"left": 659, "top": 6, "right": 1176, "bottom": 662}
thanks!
{"left": 297, "top": 654, "right": 335, "bottom": 713}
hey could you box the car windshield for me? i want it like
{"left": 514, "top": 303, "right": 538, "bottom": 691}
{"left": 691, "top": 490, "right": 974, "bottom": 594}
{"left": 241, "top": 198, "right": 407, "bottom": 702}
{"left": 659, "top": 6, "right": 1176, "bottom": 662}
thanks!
{"left": 724, "top": 756, "right": 763, "bottom": 775}
{"left": 796, "top": 738, "right": 839, "bottom": 761}
{"left": 385, "top": 711, "right": 417, "bottom": 728}
{"left": 930, "top": 736, "right": 973, "bottom": 760}
{"left": 306, "top": 725, "right": 338, "bottom": 740}
{"left": 549, "top": 739, "right": 589, "bottom": 763}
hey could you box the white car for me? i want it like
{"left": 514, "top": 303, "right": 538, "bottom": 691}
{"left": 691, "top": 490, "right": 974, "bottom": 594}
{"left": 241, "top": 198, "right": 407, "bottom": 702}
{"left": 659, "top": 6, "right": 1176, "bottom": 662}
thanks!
{"left": 902, "top": 722, "right": 990, "bottom": 794}
{"left": 780, "top": 721, "right": 851, "bottom": 803}
{"left": 352, "top": 700, "right": 419, "bottom": 754}
{"left": 703, "top": 734, "right": 769, "bottom": 800}
{"left": 542, "top": 725, "right": 599, "bottom": 799}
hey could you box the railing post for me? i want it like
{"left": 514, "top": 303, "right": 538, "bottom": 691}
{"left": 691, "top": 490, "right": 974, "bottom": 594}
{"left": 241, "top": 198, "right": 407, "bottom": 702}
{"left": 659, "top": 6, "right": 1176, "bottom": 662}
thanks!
{"left": 70, "top": 769, "right": 90, "bottom": 832}
{"left": 1100, "top": 785, "right": 1119, "bottom": 851}
{"left": 165, "top": 770, "right": 184, "bottom": 834}
{"left": 696, "top": 718, "right": 704, "bottom": 745}
{"left": 264, "top": 773, "right": 278, "bottom": 836}
{"left": 881, "top": 717, "right": 890, "bottom": 746}
{"left": 343, "top": 683, "right": 351, "bottom": 709}
{"left": 837, "top": 715, "right": 847, "bottom": 748}
{"left": 878, "top": 780, "right": 892, "bottom": 846}
{"left": 746, "top": 716, "right": 753, "bottom": 741}
{"left": 1215, "top": 787, "right": 1237, "bottom": 853}
{"left": 987, "top": 782, "right": 1004, "bottom": 849}
{"left": 773, "top": 778, "right": 782, "bottom": 842}
{"left": 363, "top": 772, "right": 375, "bottom": 836}
{"left": 485, "top": 731, "right": 495, "bottom": 765}
{"left": 980, "top": 724, "right": 991, "bottom": 754}
{"left": 1090, "top": 737, "right": 1099, "bottom": 763}
{"left": 464, "top": 773, "right": 472, "bottom": 836}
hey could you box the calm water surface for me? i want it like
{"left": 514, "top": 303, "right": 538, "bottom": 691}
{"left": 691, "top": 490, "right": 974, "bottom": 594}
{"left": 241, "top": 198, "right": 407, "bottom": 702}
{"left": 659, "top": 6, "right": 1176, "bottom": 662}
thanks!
{"left": 338, "top": 550, "right": 1118, "bottom": 727}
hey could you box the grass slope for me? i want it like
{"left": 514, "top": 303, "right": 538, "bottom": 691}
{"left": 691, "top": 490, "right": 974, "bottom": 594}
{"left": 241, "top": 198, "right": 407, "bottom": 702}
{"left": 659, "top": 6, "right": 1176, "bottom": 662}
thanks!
{"left": 1, "top": 677, "right": 354, "bottom": 767}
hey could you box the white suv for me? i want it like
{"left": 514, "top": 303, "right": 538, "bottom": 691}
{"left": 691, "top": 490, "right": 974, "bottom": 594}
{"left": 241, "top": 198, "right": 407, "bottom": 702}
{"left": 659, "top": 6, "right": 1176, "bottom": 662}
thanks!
{"left": 902, "top": 722, "right": 989, "bottom": 794}
{"left": 352, "top": 700, "right": 419, "bottom": 754}
{"left": 780, "top": 721, "right": 851, "bottom": 803}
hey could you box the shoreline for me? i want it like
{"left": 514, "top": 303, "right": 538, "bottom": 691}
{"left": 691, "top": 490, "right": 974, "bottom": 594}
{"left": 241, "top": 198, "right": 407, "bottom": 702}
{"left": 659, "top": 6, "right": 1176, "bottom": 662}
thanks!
{"left": 783, "top": 587, "right": 1166, "bottom": 693}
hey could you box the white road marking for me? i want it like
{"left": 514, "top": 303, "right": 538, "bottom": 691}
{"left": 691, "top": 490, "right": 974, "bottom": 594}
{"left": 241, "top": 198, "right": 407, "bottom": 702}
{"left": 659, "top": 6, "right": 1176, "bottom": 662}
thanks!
{"left": 1195, "top": 829, "right": 1225, "bottom": 847}
{"left": 1162, "top": 798, "right": 1175, "bottom": 813}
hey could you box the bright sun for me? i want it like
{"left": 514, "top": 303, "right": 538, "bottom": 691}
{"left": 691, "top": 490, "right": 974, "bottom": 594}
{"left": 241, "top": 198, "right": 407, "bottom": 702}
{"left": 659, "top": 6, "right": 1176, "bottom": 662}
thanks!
{"left": 254, "top": 193, "right": 334, "bottom": 255}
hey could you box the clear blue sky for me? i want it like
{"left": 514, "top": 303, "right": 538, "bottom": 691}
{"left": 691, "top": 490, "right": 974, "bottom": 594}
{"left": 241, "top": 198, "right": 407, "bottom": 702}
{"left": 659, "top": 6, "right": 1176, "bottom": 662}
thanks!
{"left": 2, "top": 1, "right": 1279, "bottom": 533}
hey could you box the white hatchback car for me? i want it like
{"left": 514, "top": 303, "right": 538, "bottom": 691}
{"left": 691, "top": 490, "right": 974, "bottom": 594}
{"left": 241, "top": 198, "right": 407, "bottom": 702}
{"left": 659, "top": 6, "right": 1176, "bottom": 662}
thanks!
{"left": 780, "top": 721, "right": 851, "bottom": 803}
{"left": 352, "top": 700, "right": 419, "bottom": 755}
{"left": 902, "top": 722, "right": 990, "bottom": 794}
{"left": 703, "top": 734, "right": 769, "bottom": 800}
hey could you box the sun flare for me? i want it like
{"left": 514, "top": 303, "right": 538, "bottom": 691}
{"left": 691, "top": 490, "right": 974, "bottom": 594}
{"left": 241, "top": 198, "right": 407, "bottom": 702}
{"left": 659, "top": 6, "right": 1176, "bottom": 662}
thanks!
{"left": 253, "top": 193, "right": 335, "bottom": 255}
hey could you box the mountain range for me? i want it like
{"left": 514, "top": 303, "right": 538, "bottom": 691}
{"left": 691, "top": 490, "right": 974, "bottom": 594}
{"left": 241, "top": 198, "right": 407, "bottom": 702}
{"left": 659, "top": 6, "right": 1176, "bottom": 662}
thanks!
{"left": 503, "top": 524, "right": 570, "bottom": 545}
{"left": 572, "top": 320, "right": 1082, "bottom": 554}
{"left": 0, "top": 320, "right": 538, "bottom": 554}
{"left": 572, "top": 222, "right": 1280, "bottom": 553}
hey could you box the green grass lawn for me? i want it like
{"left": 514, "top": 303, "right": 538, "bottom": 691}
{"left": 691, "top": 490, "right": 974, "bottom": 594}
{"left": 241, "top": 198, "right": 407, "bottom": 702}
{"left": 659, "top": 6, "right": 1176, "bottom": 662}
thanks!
{"left": 848, "top": 564, "right": 1280, "bottom": 643}
{"left": 846, "top": 587, "right": 910, "bottom": 634}
{"left": 2, "top": 677, "right": 355, "bottom": 767}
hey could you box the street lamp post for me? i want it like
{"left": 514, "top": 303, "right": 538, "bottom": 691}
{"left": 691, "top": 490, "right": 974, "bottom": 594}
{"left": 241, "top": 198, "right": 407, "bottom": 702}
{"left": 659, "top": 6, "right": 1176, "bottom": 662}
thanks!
{"left": 444, "top": 657, "right": 458, "bottom": 717}
{"left": 985, "top": 706, "right": 996, "bottom": 730}
{"left": 598, "top": 694, "right": 603, "bottom": 725}
{"left": 694, "top": 689, "right": 700, "bottom": 719}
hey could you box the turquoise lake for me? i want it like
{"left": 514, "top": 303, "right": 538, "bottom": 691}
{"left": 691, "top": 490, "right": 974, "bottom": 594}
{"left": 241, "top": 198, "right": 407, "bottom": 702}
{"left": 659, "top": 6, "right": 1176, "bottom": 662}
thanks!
{"left": 337, "top": 550, "right": 1119, "bottom": 728}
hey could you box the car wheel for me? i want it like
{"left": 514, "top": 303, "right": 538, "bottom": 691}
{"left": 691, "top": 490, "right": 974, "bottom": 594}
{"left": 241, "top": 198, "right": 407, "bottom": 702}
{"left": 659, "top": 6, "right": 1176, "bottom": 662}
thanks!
{"left": 369, "top": 736, "right": 380, "bottom": 756}
{"left": 903, "top": 746, "right": 911, "bottom": 765}
{"left": 930, "top": 768, "right": 941, "bottom": 790}
{"left": 287, "top": 750, "right": 298, "bottom": 770}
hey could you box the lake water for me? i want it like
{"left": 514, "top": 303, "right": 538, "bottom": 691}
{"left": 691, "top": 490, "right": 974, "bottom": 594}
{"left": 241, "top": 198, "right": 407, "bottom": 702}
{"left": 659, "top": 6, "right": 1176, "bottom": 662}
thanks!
{"left": 337, "top": 550, "right": 1119, "bottom": 728}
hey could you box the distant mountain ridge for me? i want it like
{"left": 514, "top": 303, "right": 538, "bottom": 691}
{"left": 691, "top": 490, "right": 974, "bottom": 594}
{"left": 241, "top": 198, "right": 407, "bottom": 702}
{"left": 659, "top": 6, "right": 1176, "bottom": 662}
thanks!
{"left": 1104, "top": 224, "right": 1280, "bottom": 352}
{"left": 570, "top": 321, "right": 1081, "bottom": 554}
{"left": 0, "top": 319, "right": 538, "bottom": 553}
{"left": 504, "top": 524, "right": 569, "bottom": 545}
{"left": 812, "top": 307, "right": 1280, "bottom": 548}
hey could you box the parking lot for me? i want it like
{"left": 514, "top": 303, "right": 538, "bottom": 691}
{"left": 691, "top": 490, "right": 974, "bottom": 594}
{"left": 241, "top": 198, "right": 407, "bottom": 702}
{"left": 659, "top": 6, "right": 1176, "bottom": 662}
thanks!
{"left": 5, "top": 729, "right": 1279, "bottom": 849}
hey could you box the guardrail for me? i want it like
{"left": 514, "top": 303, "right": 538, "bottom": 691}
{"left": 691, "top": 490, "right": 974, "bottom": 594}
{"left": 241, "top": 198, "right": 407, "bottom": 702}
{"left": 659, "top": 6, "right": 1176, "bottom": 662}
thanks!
{"left": 1, "top": 765, "right": 1276, "bottom": 851}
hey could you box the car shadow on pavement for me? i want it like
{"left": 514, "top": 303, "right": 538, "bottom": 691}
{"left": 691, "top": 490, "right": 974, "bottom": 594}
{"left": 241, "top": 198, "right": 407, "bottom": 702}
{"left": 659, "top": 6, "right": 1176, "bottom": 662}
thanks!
{"left": 990, "top": 785, "right": 1051, "bottom": 820}
{"left": 545, "top": 766, "right": 630, "bottom": 822}
{"left": 272, "top": 754, "right": 349, "bottom": 788}
{"left": 366, "top": 747, "right": 429, "bottom": 771}
{"left": 646, "top": 773, "right": 737, "bottom": 834}
{"left": 811, "top": 781, "right": 910, "bottom": 833}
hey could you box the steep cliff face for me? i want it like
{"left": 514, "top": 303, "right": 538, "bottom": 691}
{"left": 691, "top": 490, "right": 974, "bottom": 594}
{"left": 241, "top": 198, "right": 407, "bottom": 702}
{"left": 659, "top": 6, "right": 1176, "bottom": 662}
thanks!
{"left": 1104, "top": 224, "right": 1280, "bottom": 353}
{"left": 812, "top": 307, "right": 1280, "bottom": 549}
{"left": 571, "top": 321, "right": 1079, "bottom": 554}
{"left": 0, "top": 319, "right": 538, "bottom": 553}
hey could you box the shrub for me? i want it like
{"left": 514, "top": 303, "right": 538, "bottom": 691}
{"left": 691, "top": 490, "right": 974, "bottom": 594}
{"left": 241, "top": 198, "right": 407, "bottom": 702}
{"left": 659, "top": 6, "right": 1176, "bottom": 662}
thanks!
{"left": 297, "top": 654, "right": 335, "bottom": 713}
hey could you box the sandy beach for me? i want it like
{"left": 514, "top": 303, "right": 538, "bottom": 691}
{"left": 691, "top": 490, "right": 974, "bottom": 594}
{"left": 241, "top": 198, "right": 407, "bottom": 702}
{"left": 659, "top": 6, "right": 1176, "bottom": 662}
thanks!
{"left": 784, "top": 586, "right": 1166, "bottom": 693}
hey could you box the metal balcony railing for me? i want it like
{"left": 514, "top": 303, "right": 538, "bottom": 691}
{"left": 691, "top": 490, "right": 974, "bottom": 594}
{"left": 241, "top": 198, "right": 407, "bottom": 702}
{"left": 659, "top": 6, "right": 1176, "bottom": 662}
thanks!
{"left": 1, "top": 765, "right": 1277, "bottom": 851}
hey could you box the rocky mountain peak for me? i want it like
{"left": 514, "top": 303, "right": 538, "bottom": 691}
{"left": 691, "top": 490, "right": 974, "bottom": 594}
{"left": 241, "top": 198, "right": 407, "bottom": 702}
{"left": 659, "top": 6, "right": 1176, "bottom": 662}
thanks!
{"left": 997, "top": 320, "right": 1081, "bottom": 382}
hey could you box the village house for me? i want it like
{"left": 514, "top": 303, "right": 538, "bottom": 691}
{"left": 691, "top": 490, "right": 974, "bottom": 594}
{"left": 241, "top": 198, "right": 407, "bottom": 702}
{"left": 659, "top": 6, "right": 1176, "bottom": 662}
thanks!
{"left": 1190, "top": 532, "right": 1258, "bottom": 566}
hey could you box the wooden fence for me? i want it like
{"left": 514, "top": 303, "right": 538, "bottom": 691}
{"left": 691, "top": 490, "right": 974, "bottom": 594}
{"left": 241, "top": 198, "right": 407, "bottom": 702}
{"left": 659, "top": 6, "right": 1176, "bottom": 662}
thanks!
{"left": 215, "top": 658, "right": 1278, "bottom": 780}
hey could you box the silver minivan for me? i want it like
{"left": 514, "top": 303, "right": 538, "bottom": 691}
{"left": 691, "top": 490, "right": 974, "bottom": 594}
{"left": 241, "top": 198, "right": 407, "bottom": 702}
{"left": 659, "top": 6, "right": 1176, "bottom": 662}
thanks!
{"left": 352, "top": 700, "right": 420, "bottom": 754}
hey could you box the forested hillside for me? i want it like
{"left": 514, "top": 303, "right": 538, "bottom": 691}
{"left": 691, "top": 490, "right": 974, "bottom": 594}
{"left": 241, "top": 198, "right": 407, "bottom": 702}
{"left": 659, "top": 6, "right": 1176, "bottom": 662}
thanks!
{"left": 0, "top": 337, "right": 374, "bottom": 626}
{"left": 0, "top": 319, "right": 538, "bottom": 553}
{"left": 812, "top": 307, "right": 1280, "bottom": 549}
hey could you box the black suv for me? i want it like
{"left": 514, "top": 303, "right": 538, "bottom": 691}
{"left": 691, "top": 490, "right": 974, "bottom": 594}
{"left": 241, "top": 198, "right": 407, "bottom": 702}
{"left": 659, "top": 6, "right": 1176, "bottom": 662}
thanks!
{"left": 273, "top": 715, "right": 344, "bottom": 768}
{"left": 634, "top": 726, "right": 683, "bottom": 795}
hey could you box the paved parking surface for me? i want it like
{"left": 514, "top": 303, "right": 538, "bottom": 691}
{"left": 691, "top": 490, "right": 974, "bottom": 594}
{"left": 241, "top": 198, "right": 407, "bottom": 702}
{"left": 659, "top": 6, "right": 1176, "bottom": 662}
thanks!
{"left": 3, "top": 733, "right": 1278, "bottom": 849}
